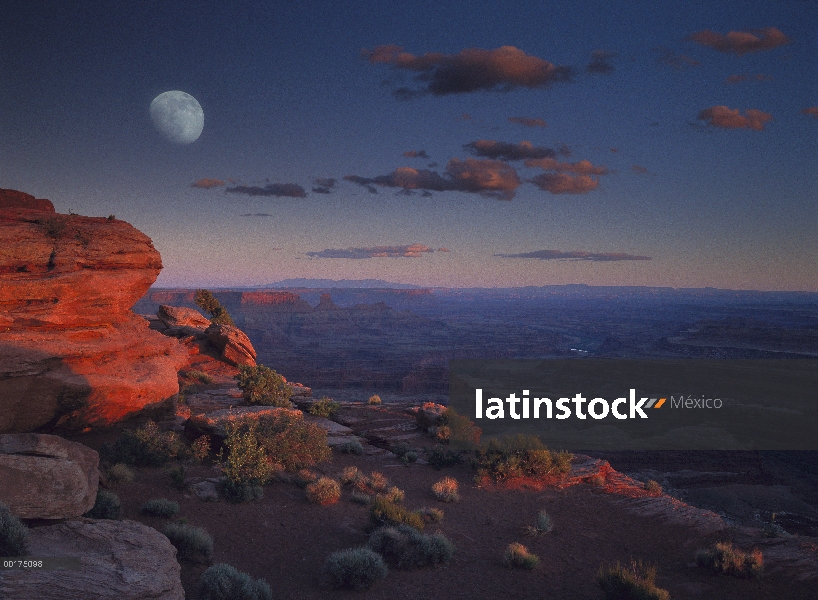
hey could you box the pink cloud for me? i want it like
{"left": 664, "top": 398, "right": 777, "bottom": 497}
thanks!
{"left": 508, "top": 116, "right": 547, "bottom": 128}
{"left": 689, "top": 27, "right": 790, "bottom": 55}
{"left": 307, "top": 244, "right": 436, "bottom": 259}
{"left": 530, "top": 173, "right": 600, "bottom": 194}
{"left": 191, "top": 178, "right": 226, "bottom": 189}
{"left": 698, "top": 106, "right": 773, "bottom": 130}
{"left": 465, "top": 139, "right": 555, "bottom": 161}
{"left": 802, "top": 107, "right": 818, "bottom": 119}
{"left": 364, "top": 45, "right": 572, "bottom": 97}
{"left": 524, "top": 157, "right": 608, "bottom": 175}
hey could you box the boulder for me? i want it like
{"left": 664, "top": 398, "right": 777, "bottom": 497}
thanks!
{"left": 157, "top": 304, "right": 211, "bottom": 330}
{"left": 205, "top": 323, "right": 257, "bottom": 366}
{"left": 186, "top": 406, "right": 302, "bottom": 438}
{"left": 0, "top": 189, "right": 187, "bottom": 432}
{"left": 0, "top": 519, "right": 184, "bottom": 600}
{"left": 0, "top": 434, "right": 98, "bottom": 519}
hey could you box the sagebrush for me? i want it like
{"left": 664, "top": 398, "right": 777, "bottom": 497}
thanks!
{"left": 597, "top": 560, "right": 670, "bottom": 600}
{"left": 0, "top": 501, "right": 28, "bottom": 557}
{"left": 198, "top": 563, "right": 272, "bottom": 600}
{"left": 236, "top": 365, "right": 292, "bottom": 407}
{"left": 323, "top": 547, "right": 387, "bottom": 590}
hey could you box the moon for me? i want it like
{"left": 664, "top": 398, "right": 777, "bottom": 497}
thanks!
{"left": 150, "top": 91, "right": 204, "bottom": 144}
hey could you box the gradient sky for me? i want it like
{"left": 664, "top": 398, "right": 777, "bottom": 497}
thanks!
{"left": 2, "top": 1, "right": 816, "bottom": 290}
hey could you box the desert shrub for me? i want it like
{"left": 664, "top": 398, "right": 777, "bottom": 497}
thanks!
{"left": 431, "top": 477, "right": 460, "bottom": 503}
{"left": 404, "top": 451, "right": 418, "bottom": 463}
{"left": 185, "top": 370, "right": 215, "bottom": 384}
{"left": 441, "top": 408, "right": 482, "bottom": 449}
{"left": 198, "top": 563, "right": 272, "bottom": 600}
{"left": 309, "top": 396, "right": 340, "bottom": 418}
{"left": 504, "top": 543, "right": 539, "bottom": 570}
{"left": 102, "top": 420, "right": 188, "bottom": 467}
{"left": 379, "top": 486, "right": 405, "bottom": 504}
{"left": 368, "top": 471, "right": 389, "bottom": 492}
{"left": 340, "top": 466, "right": 362, "bottom": 485}
{"left": 141, "top": 498, "right": 180, "bottom": 518}
{"left": 167, "top": 465, "right": 187, "bottom": 490}
{"left": 221, "top": 412, "right": 330, "bottom": 482}
{"left": 191, "top": 435, "right": 211, "bottom": 463}
{"left": 418, "top": 507, "right": 444, "bottom": 523}
{"left": 589, "top": 473, "right": 607, "bottom": 487}
{"left": 38, "top": 215, "right": 67, "bottom": 239}
{"left": 537, "top": 510, "right": 553, "bottom": 533}
{"left": 368, "top": 395, "right": 382, "bottom": 405}
{"left": 644, "top": 480, "right": 662, "bottom": 494}
{"left": 338, "top": 439, "right": 364, "bottom": 455}
{"left": 236, "top": 365, "right": 292, "bottom": 407}
{"left": 218, "top": 480, "right": 264, "bottom": 503}
{"left": 84, "top": 490, "right": 120, "bottom": 520}
{"left": 106, "top": 463, "right": 134, "bottom": 486}
{"left": 474, "top": 435, "right": 572, "bottom": 482}
{"left": 695, "top": 542, "right": 763, "bottom": 578}
{"left": 0, "top": 502, "right": 28, "bottom": 557}
{"left": 194, "top": 289, "right": 235, "bottom": 326}
{"left": 425, "top": 447, "right": 463, "bottom": 470}
{"left": 370, "top": 497, "right": 424, "bottom": 531}
{"left": 597, "top": 560, "right": 670, "bottom": 600}
{"left": 323, "top": 547, "right": 387, "bottom": 590}
{"left": 368, "top": 524, "right": 455, "bottom": 569}
{"left": 306, "top": 477, "right": 342, "bottom": 505}
{"left": 294, "top": 469, "right": 319, "bottom": 488}
{"left": 163, "top": 523, "right": 214, "bottom": 562}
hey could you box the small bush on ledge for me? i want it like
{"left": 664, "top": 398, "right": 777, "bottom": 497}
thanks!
{"left": 597, "top": 560, "right": 669, "bottom": 600}
{"left": 323, "top": 547, "right": 387, "bottom": 590}
{"left": 84, "top": 490, "right": 120, "bottom": 520}
{"left": 198, "top": 563, "right": 272, "bottom": 600}
{"left": 306, "top": 477, "right": 342, "bottom": 505}
{"left": 141, "top": 498, "right": 180, "bottom": 518}
{"left": 0, "top": 501, "right": 28, "bottom": 557}
{"left": 474, "top": 434, "right": 572, "bottom": 483}
{"left": 309, "top": 396, "right": 340, "bottom": 418}
{"left": 236, "top": 365, "right": 292, "bottom": 407}
{"left": 194, "top": 289, "right": 235, "bottom": 326}
{"left": 504, "top": 543, "right": 539, "bottom": 570}
{"left": 102, "top": 420, "right": 188, "bottom": 467}
{"left": 695, "top": 542, "right": 763, "bottom": 578}
{"left": 368, "top": 395, "right": 382, "bottom": 405}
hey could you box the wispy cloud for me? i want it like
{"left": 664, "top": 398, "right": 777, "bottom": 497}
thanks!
{"left": 689, "top": 27, "right": 789, "bottom": 55}
{"left": 312, "top": 178, "right": 337, "bottom": 194}
{"left": 524, "top": 157, "right": 608, "bottom": 175}
{"left": 345, "top": 158, "right": 521, "bottom": 200}
{"left": 364, "top": 45, "right": 572, "bottom": 97}
{"left": 654, "top": 47, "right": 700, "bottom": 70}
{"left": 698, "top": 106, "right": 772, "bottom": 130}
{"left": 241, "top": 213, "right": 273, "bottom": 218}
{"left": 496, "top": 249, "right": 652, "bottom": 261}
{"left": 802, "top": 107, "right": 818, "bottom": 119}
{"left": 586, "top": 50, "right": 616, "bottom": 74}
{"left": 725, "top": 74, "right": 772, "bottom": 84}
{"left": 307, "top": 243, "right": 437, "bottom": 259}
{"left": 465, "top": 139, "right": 555, "bottom": 161}
{"left": 508, "top": 116, "right": 547, "bottom": 128}
{"left": 226, "top": 183, "right": 308, "bottom": 198}
{"left": 403, "top": 150, "right": 429, "bottom": 158}
{"left": 191, "top": 178, "right": 226, "bottom": 189}
{"left": 631, "top": 165, "right": 649, "bottom": 175}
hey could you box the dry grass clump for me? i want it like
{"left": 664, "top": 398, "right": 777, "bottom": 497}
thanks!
{"left": 368, "top": 395, "right": 382, "bottom": 405}
{"left": 340, "top": 466, "right": 362, "bottom": 485}
{"left": 525, "top": 509, "right": 553, "bottom": 536}
{"left": 190, "top": 435, "right": 211, "bottom": 463}
{"left": 504, "top": 542, "right": 539, "bottom": 570}
{"left": 367, "top": 524, "right": 455, "bottom": 569}
{"left": 418, "top": 507, "right": 445, "bottom": 523}
{"left": 306, "top": 477, "right": 342, "bottom": 505}
{"left": 323, "top": 547, "right": 387, "bottom": 590}
{"left": 185, "top": 370, "right": 214, "bottom": 384}
{"left": 105, "top": 463, "right": 135, "bottom": 486}
{"left": 163, "top": 523, "right": 214, "bottom": 562}
{"left": 695, "top": 542, "right": 763, "bottom": 578}
{"left": 379, "top": 486, "right": 405, "bottom": 504}
{"left": 596, "top": 560, "right": 670, "bottom": 600}
{"left": 370, "top": 497, "right": 425, "bottom": 531}
{"left": 431, "top": 476, "right": 460, "bottom": 502}
{"left": 644, "top": 480, "right": 662, "bottom": 494}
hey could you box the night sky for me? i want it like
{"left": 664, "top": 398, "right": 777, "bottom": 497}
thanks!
{"left": 2, "top": 1, "right": 816, "bottom": 290}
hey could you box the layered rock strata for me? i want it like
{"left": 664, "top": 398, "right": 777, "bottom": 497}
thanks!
{"left": 0, "top": 189, "right": 186, "bottom": 432}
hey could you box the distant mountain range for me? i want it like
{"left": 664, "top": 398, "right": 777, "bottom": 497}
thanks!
{"left": 258, "top": 278, "right": 423, "bottom": 289}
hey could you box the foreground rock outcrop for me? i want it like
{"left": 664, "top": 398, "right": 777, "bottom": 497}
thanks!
{"left": 0, "top": 519, "right": 184, "bottom": 600}
{"left": 0, "top": 189, "right": 186, "bottom": 432}
{"left": 0, "top": 434, "right": 98, "bottom": 519}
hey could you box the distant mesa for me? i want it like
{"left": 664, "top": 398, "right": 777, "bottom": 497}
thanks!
{"left": 0, "top": 189, "right": 186, "bottom": 433}
{"left": 261, "top": 278, "right": 423, "bottom": 289}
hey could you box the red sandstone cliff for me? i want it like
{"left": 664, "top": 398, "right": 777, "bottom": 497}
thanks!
{"left": 0, "top": 189, "right": 186, "bottom": 432}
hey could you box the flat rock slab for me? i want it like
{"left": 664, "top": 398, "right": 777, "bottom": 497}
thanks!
{"left": 302, "top": 415, "right": 353, "bottom": 436}
{"left": 0, "top": 519, "right": 184, "bottom": 600}
{"left": 0, "top": 434, "right": 98, "bottom": 519}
